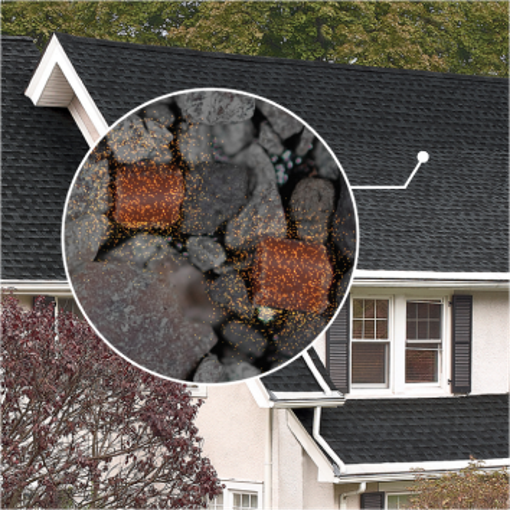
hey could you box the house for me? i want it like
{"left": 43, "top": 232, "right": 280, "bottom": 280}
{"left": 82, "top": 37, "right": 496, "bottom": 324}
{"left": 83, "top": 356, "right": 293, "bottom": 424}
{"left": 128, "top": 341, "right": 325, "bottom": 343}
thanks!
{"left": 2, "top": 33, "right": 508, "bottom": 509}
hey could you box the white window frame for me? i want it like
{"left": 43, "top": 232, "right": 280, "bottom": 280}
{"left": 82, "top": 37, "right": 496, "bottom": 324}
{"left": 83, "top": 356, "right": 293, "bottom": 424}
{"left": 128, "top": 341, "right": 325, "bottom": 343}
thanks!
{"left": 351, "top": 295, "right": 393, "bottom": 389}
{"left": 350, "top": 290, "right": 451, "bottom": 397}
{"left": 209, "top": 481, "right": 263, "bottom": 510}
{"left": 385, "top": 491, "right": 413, "bottom": 510}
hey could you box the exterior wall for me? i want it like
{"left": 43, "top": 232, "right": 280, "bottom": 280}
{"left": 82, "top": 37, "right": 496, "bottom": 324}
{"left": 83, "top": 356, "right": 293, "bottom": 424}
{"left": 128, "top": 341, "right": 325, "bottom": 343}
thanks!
{"left": 471, "top": 290, "right": 510, "bottom": 394}
{"left": 302, "top": 453, "right": 336, "bottom": 509}
{"left": 272, "top": 409, "right": 304, "bottom": 509}
{"left": 195, "top": 383, "right": 267, "bottom": 483}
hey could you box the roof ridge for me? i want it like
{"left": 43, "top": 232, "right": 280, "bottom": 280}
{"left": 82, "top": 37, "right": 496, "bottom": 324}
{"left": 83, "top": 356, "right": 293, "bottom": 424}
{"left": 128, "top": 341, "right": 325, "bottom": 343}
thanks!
{"left": 2, "top": 36, "right": 35, "bottom": 42}
{"left": 54, "top": 32, "right": 508, "bottom": 83}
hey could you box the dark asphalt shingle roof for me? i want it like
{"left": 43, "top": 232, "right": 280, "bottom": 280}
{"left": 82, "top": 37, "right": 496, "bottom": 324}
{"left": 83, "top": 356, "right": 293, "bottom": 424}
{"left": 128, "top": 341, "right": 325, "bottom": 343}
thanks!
{"left": 294, "top": 393, "right": 509, "bottom": 465}
{"left": 262, "top": 348, "right": 337, "bottom": 393}
{"left": 1, "top": 37, "right": 88, "bottom": 280}
{"left": 55, "top": 34, "right": 509, "bottom": 273}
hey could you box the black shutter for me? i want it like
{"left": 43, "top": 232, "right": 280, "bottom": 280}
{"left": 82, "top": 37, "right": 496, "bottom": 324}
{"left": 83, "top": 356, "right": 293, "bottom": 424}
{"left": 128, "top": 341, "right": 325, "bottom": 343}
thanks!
{"left": 32, "top": 295, "right": 56, "bottom": 310}
{"left": 451, "top": 294, "right": 472, "bottom": 394}
{"left": 326, "top": 297, "right": 350, "bottom": 393}
{"left": 360, "top": 492, "right": 384, "bottom": 510}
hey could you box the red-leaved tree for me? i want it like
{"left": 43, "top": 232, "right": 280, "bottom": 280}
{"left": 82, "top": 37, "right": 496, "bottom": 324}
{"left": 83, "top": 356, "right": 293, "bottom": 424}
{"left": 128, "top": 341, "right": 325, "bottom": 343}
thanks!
{"left": 1, "top": 294, "right": 223, "bottom": 508}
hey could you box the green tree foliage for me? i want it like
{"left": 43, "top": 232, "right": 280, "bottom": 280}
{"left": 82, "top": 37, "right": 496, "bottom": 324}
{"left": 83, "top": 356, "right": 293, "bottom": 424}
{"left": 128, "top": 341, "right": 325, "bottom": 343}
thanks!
{"left": 0, "top": 1, "right": 200, "bottom": 48}
{"left": 168, "top": 1, "right": 508, "bottom": 76}
{"left": 408, "top": 459, "right": 509, "bottom": 509}
{"left": 1, "top": 1, "right": 507, "bottom": 76}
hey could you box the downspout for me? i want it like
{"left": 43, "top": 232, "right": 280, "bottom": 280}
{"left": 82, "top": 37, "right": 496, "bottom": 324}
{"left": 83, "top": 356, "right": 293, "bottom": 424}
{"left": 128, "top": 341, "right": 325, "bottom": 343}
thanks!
{"left": 264, "top": 407, "right": 273, "bottom": 510}
{"left": 312, "top": 406, "right": 346, "bottom": 474}
{"left": 339, "top": 482, "right": 367, "bottom": 510}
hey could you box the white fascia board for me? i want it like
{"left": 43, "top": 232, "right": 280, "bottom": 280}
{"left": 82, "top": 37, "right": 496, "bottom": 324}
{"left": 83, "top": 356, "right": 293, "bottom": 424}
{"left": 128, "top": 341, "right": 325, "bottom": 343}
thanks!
{"left": 354, "top": 270, "right": 509, "bottom": 289}
{"left": 25, "top": 34, "right": 109, "bottom": 145}
{"left": 246, "top": 378, "right": 273, "bottom": 408}
{"left": 2, "top": 280, "right": 71, "bottom": 295}
{"left": 287, "top": 410, "right": 337, "bottom": 483}
{"left": 337, "top": 458, "right": 510, "bottom": 480}
{"left": 270, "top": 391, "right": 344, "bottom": 408}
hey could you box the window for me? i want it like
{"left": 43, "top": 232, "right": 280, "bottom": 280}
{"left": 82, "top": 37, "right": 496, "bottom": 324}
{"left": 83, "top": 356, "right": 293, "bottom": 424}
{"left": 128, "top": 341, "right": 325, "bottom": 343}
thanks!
{"left": 349, "top": 293, "right": 448, "bottom": 395}
{"left": 386, "top": 492, "right": 411, "bottom": 509}
{"left": 208, "top": 482, "right": 262, "bottom": 510}
{"left": 406, "top": 300, "right": 442, "bottom": 383}
{"left": 352, "top": 298, "right": 390, "bottom": 387}
{"left": 232, "top": 493, "right": 258, "bottom": 510}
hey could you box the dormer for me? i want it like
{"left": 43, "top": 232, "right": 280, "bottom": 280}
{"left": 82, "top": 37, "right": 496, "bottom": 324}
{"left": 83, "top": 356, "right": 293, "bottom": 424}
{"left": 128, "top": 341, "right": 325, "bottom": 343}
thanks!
{"left": 25, "top": 34, "right": 108, "bottom": 147}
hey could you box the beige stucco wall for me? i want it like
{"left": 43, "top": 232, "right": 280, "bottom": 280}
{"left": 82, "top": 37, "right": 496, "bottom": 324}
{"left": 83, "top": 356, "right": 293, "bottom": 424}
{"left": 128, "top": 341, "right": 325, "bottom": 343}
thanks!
{"left": 471, "top": 290, "right": 510, "bottom": 394}
{"left": 195, "top": 382, "right": 267, "bottom": 483}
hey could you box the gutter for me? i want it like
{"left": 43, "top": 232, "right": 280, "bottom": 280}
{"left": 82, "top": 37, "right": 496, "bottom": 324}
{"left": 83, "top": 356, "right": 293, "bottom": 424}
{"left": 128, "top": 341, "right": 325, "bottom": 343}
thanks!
{"left": 312, "top": 406, "right": 346, "bottom": 474}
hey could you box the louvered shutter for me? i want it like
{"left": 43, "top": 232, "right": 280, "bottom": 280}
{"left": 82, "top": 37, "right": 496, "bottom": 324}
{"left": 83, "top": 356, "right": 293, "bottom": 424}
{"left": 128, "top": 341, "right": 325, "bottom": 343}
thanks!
{"left": 326, "top": 297, "right": 350, "bottom": 393}
{"left": 32, "top": 295, "right": 56, "bottom": 310}
{"left": 360, "top": 492, "right": 384, "bottom": 510}
{"left": 451, "top": 295, "right": 472, "bottom": 393}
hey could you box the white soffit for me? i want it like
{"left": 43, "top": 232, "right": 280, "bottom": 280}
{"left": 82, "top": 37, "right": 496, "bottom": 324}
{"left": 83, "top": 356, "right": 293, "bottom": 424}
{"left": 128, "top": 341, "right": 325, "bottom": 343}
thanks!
{"left": 25, "top": 34, "right": 109, "bottom": 147}
{"left": 354, "top": 270, "right": 509, "bottom": 289}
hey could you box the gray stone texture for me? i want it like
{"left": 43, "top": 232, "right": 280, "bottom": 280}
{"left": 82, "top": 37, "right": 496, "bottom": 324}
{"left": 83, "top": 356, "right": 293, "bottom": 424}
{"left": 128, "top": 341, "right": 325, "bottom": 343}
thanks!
{"left": 225, "top": 184, "right": 287, "bottom": 250}
{"left": 295, "top": 127, "right": 315, "bottom": 156}
{"left": 313, "top": 141, "right": 340, "bottom": 180}
{"left": 223, "top": 362, "right": 261, "bottom": 382}
{"left": 206, "top": 273, "right": 254, "bottom": 320}
{"left": 176, "top": 90, "right": 255, "bottom": 125}
{"left": 145, "top": 119, "right": 174, "bottom": 164}
{"left": 107, "top": 114, "right": 173, "bottom": 164}
{"left": 142, "top": 103, "right": 176, "bottom": 127}
{"left": 258, "top": 121, "right": 285, "bottom": 156}
{"left": 67, "top": 158, "right": 111, "bottom": 221}
{"left": 222, "top": 321, "right": 267, "bottom": 357}
{"left": 187, "top": 236, "right": 227, "bottom": 272}
{"left": 65, "top": 213, "right": 113, "bottom": 273}
{"left": 178, "top": 121, "right": 214, "bottom": 165}
{"left": 97, "top": 233, "right": 169, "bottom": 268}
{"left": 193, "top": 354, "right": 226, "bottom": 383}
{"left": 70, "top": 262, "right": 217, "bottom": 380}
{"left": 331, "top": 182, "right": 357, "bottom": 264}
{"left": 226, "top": 144, "right": 287, "bottom": 249}
{"left": 182, "top": 161, "right": 249, "bottom": 235}
{"left": 257, "top": 100, "right": 303, "bottom": 140}
{"left": 290, "top": 177, "right": 335, "bottom": 243}
{"left": 274, "top": 312, "right": 328, "bottom": 358}
{"left": 212, "top": 120, "right": 255, "bottom": 156}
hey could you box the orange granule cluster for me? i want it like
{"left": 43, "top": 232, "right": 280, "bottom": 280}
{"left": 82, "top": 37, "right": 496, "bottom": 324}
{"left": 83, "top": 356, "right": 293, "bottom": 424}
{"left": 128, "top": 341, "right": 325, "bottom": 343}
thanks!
{"left": 114, "top": 161, "right": 184, "bottom": 229}
{"left": 251, "top": 237, "right": 333, "bottom": 313}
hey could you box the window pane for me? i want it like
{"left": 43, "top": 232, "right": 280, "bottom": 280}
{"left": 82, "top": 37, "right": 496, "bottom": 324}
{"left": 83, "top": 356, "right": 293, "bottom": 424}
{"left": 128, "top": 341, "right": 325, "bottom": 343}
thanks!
{"left": 417, "top": 302, "right": 429, "bottom": 318}
{"left": 352, "top": 343, "right": 387, "bottom": 385}
{"left": 251, "top": 495, "right": 258, "bottom": 508}
{"left": 242, "top": 494, "right": 249, "bottom": 507}
{"left": 406, "top": 348, "right": 438, "bottom": 382}
{"left": 407, "top": 302, "right": 417, "bottom": 319}
{"left": 376, "top": 300, "right": 388, "bottom": 318}
{"left": 387, "top": 494, "right": 410, "bottom": 510}
{"left": 417, "top": 320, "right": 428, "bottom": 339}
{"left": 429, "top": 319, "right": 440, "bottom": 339}
{"left": 406, "top": 319, "right": 416, "bottom": 340}
{"left": 376, "top": 320, "right": 387, "bottom": 339}
{"left": 364, "top": 299, "right": 375, "bottom": 318}
{"left": 364, "top": 319, "right": 375, "bottom": 339}
{"left": 353, "top": 319, "right": 363, "bottom": 339}
{"left": 353, "top": 299, "right": 363, "bottom": 318}
{"left": 234, "top": 494, "right": 241, "bottom": 507}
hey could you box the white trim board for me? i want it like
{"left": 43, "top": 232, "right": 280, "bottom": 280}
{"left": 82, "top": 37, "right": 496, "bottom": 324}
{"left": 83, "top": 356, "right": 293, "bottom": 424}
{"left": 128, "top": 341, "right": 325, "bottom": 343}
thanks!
{"left": 335, "top": 458, "right": 510, "bottom": 482}
{"left": 354, "top": 270, "right": 509, "bottom": 289}
{"left": 25, "top": 34, "right": 109, "bottom": 146}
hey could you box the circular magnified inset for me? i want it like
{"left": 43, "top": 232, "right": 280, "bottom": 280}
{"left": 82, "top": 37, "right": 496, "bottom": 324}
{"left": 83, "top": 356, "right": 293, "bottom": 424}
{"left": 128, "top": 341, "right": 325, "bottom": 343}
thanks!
{"left": 63, "top": 88, "right": 358, "bottom": 384}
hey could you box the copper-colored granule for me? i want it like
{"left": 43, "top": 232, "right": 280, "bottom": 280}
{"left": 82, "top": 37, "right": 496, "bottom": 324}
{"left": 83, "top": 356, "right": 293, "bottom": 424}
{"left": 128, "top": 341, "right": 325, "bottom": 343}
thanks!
{"left": 251, "top": 237, "right": 333, "bottom": 313}
{"left": 114, "top": 161, "right": 184, "bottom": 229}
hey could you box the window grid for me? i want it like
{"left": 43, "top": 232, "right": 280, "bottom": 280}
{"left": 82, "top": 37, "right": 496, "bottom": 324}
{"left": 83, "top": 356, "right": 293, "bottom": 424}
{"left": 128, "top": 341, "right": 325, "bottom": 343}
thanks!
{"left": 233, "top": 492, "right": 258, "bottom": 510}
